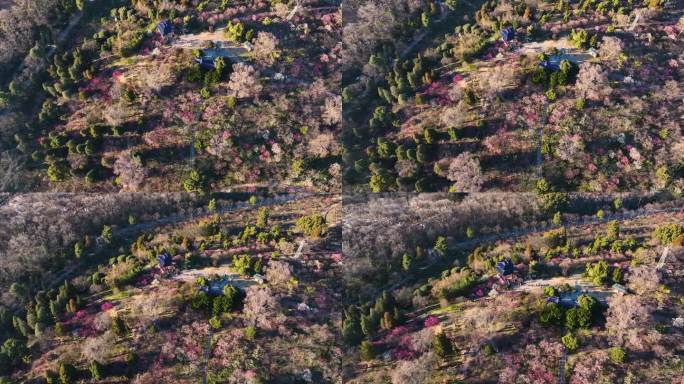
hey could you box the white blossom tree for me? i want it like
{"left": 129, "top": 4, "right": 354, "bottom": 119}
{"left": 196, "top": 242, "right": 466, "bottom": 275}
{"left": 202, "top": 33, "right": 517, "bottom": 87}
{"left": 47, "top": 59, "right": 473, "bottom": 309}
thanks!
{"left": 322, "top": 95, "right": 342, "bottom": 125}
{"left": 265, "top": 260, "right": 293, "bottom": 287}
{"left": 243, "top": 286, "right": 283, "bottom": 330}
{"left": 252, "top": 32, "right": 279, "bottom": 67}
{"left": 113, "top": 150, "right": 147, "bottom": 192}
{"left": 576, "top": 63, "right": 611, "bottom": 101}
{"left": 598, "top": 36, "right": 623, "bottom": 65}
{"left": 447, "top": 152, "right": 484, "bottom": 192}
{"left": 228, "top": 63, "right": 262, "bottom": 99}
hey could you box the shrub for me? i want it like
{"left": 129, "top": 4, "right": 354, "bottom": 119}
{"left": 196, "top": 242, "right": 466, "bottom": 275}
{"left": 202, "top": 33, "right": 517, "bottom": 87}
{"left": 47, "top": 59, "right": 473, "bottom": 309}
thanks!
{"left": 244, "top": 325, "right": 256, "bottom": 341}
{"left": 232, "top": 255, "right": 254, "bottom": 275}
{"left": 608, "top": 346, "right": 625, "bottom": 364}
{"left": 653, "top": 223, "right": 682, "bottom": 245}
{"left": 101, "top": 225, "right": 112, "bottom": 243}
{"left": 111, "top": 316, "right": 127, "bottom": 337}
{"left": 402, "top": 253, "right": 412, "bottom": 272}
{"left": 191, "top": 291, "right": 212, "bottom": 312}
{"left": 585, "top": 260, "right": 609, "bottom": 286}
{"left": 105, "top": 259, "right": 142, "bottom": 291}
{"left": 256, "top": 207, "right": 269, "bottom": 227}
{"left": 54, "top": 322, "right": 66, "bottom": 337}
{"left": 58, "top": 361, "right": 75, "bottom": 384}
{"left": 183, "top": 170, "right": 207, "bottom": 196}
{"left": 199, "top": 216, "right": 219, "bottom": 237}
{"left": 44, "top": 371, "right": 57, "bottom": 384}
{"left": 541, "top": 192, "right": 569, "bottom": 213}
{"left": 211, "top": 285, "right": 241, "bottom": 315}
{"left": 565, "top": 307, "right": 592, "bottom": 330}
{"left": 359, "top": 340, "right": 376, "bottom": 361}
{"left": 561, "top": 333, "right": 579, "bottom": 352}
{"left": 89, "top": 360, "right": 102, "bottom": 380}
{"left": 440, "top": 269, "right": 477, "bottom": 298}
{"left": 47, "top": 162, "right": 69, "bottom": 182}
{"left": 295, "top": 214, "right": 326, "bottom": 237}
{"left": 543, "top": 286, "right": 558, "bottom": 297}
{"left": 577, "top": 294, "right": 598, "bottom": 313}
{"left": 539, "top": 302, "right": 563, "bottom": 327}
{"left": 433, "top": 332, "right": 452, "bottom": 358}
{"left": 543, "top": 228, "right": 567, "bottom": 249}
{"left": 209, "top": 316, "right": 221, "bottom": 329}
{"left": 466, "top": 227, "right": 475, "bottom": 238}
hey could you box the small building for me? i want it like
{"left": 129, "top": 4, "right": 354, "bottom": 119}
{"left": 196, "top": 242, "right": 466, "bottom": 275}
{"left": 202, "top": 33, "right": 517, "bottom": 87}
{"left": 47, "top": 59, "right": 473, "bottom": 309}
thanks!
{"left": 157, "top": 252, "right": 172, "bottom": 267}
{"left": 156, "top": 19, "right": 173, "bottom": 36}
{"left": 253, "top": 273, "right": 266, "bottom": 284}
{"left": 496, "top": 258, "right": 515, "bottom": 275}
{"left": 199, "top": 275, "right": 238, "bottom": 296}
{"left": 612, "top": 283, "right": 628, "bottom": 295}
{"left": 539, "top": 60, "right": 561, "bottom": 72}
{"left": 195, "top": 56, "right": 215, "bottom": 70}
{"left": 501, "top": 27, "right": 515, "bottom": 42}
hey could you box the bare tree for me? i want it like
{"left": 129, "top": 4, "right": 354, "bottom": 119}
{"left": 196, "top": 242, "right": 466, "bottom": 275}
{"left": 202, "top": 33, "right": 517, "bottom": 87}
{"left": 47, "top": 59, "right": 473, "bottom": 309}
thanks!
{"left": 104, "top": 102, "right": 132, "bottom": 127}
{"left": 440, "top": 101, "right": 469, "bottom": 129}
{"left": 265, "top": 260, "right": 293, "bottom": 287}
{"left": 93, "top": 312, "right": 112, "bottom": 332}
{"left": 395, "top": 159, "right": 418, "bottom": 178}
{"left": 81, "top": 331, "right": 116, "bottom": 363}
{"left": 139, "top": 62, "right": 176, "bottom": 96}
{"left": 127, "top": 288, "right": 180, "bottom": 328}
{"left": 569, "top": 350, "right": 609, "bottom": 384}
{"left": 0, "top": 0, "right": 59, "bottom": 68}
{"left": 273, "top": 3, "right": 290, "bottom": 19}
{"left": 626, "top": 265, "right": 660, "bottom": 296}
{"left": 307, "top": 131, "right": 338, "bottom": 157}
{"left": 0, "top": 151, "right": 25, "bottom": 191}
{"left": 479, "top": 66, "right": 519, "bottom": 98}
{"left": 390, "top": 352, "right": 437, "bottom": 384}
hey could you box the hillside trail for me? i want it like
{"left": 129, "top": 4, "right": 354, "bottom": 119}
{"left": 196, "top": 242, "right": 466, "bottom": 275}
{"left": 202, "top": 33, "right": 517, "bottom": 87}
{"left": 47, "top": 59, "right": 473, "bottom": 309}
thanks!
{"left": 369, "top": 204, "right": 684, "bottom": 300}
{"left": 43, "top": 191, "right": 315, "bottom": 291}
